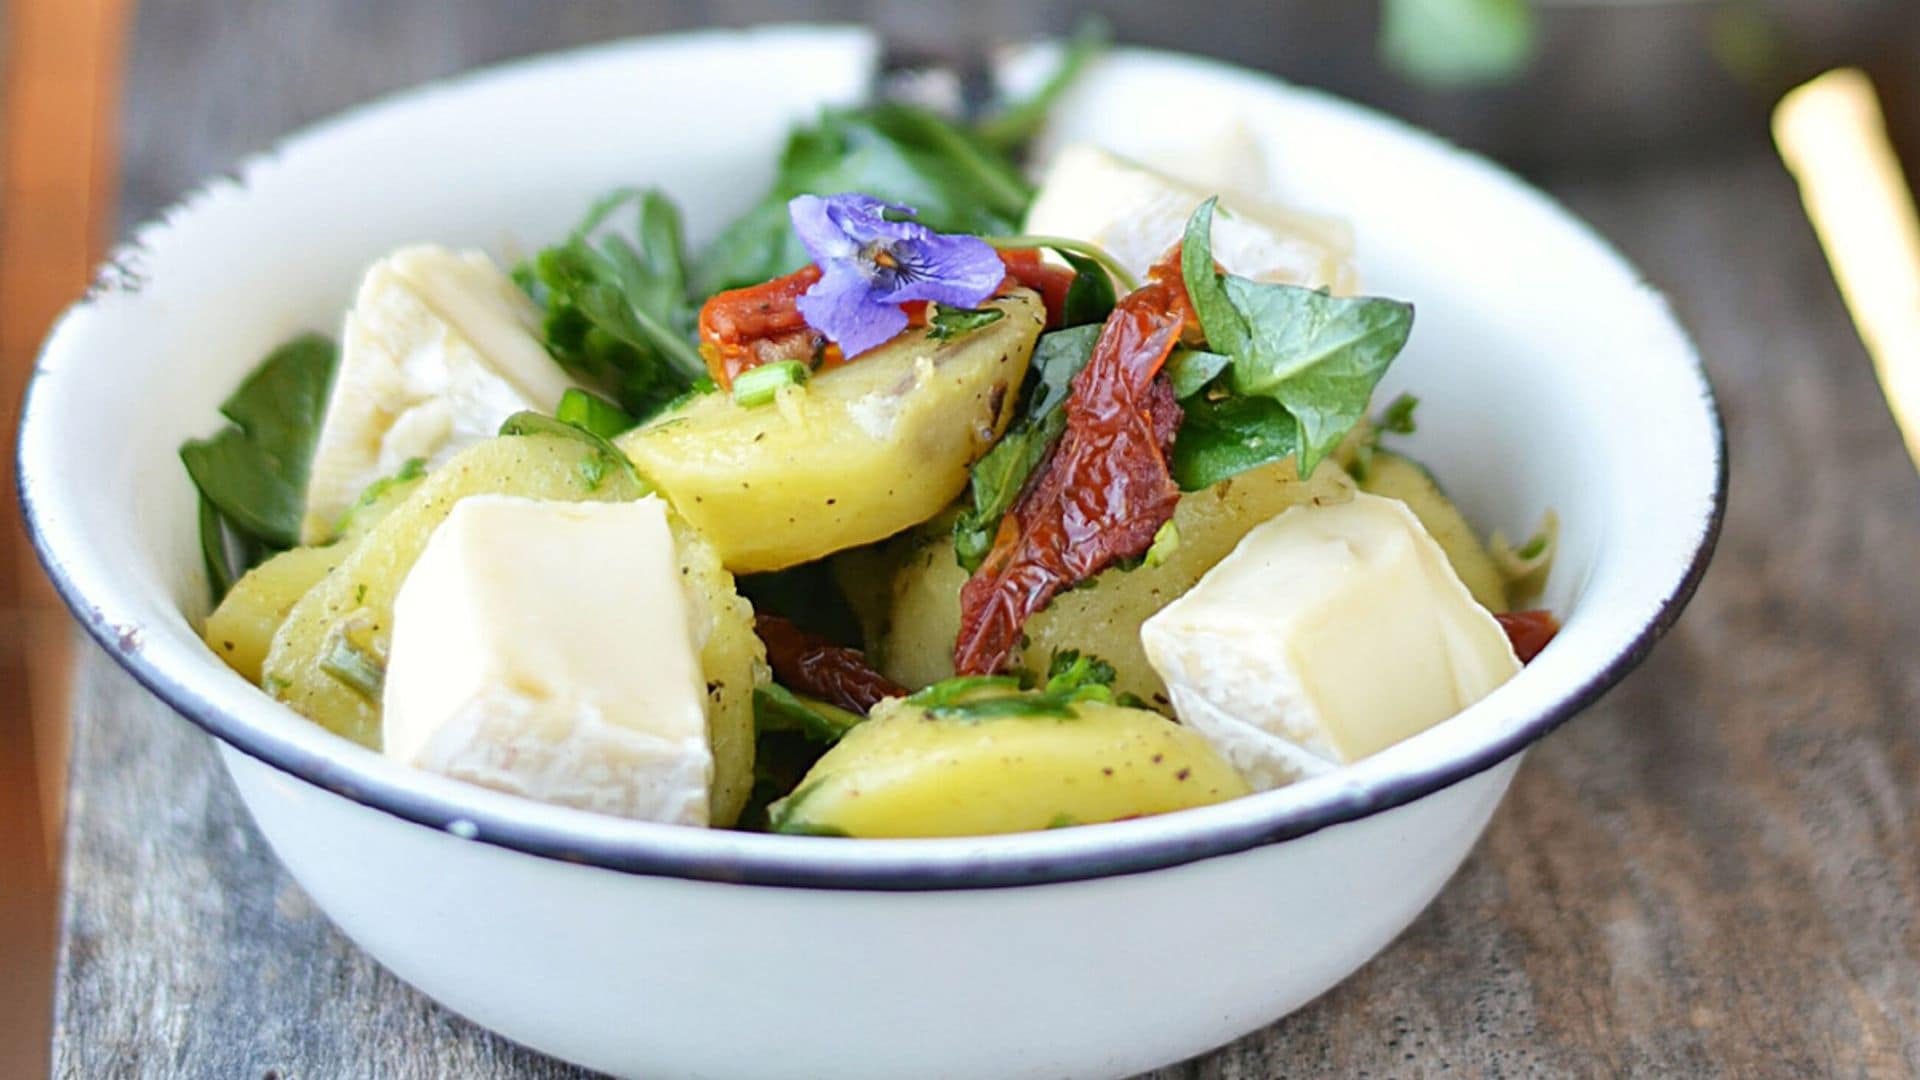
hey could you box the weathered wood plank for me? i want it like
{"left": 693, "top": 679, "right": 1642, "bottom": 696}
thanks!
{"left": 53, "top": 3, "right": 1920, "bottom": 1078}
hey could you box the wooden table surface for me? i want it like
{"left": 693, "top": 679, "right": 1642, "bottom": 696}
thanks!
{"left": 51, "top": 5, "right": 1920, "bottom": 1078}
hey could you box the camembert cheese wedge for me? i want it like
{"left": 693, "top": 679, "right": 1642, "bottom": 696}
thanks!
{"left": 301, "top": 246, "right": 579, "bottom": 542}
{"left": 1022, "top": 141, "right": 1358, "bottom": 292}
{"left": 382, "top": 494, "right": 714, "bottom": 825}
{"left": 1140, "top": 492, "right": 1521, "bottom": 789}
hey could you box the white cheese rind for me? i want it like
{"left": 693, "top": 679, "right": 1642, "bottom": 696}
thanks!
{"left": 382, "top": 494, "right": 713, "bottom": 825}
{"left": 1141, "top": 492, "right": 1521, "bottom": 789}
{"left": 1022, "top": 141, "right": 1358, "bottom": 293}
{"left": 301, "top": 246, "right": 579, "bottom": 542}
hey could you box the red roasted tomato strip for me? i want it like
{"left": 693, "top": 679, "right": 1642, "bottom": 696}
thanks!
{"left": 952, "top": 251, "right": 1193, "bottom": 676}
{"left": 754, "top": 614, "right": 905, "bottom": 714}
{"left": 698, "top": 250, "right": 1075, "bottom": 388}
{"left": 1495, "top": 610, "right": 1559, "bottom": 664}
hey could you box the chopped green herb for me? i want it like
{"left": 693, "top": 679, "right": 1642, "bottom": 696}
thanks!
{"left": 731, "top": 360, "right": 810, "bottom": 407}
{"left": 753, "top": 684, "right": 868, "bottom": 745}
{"left": 906, "top": 650, "right": 1123, "bottom": 722}
{"left": 318, "top": 631, "right": 384, "bottom": 702}
{"left": 515, "top": 188, "right": 704, "bottom": 418}
{"left": 1144, "top": 520, "right": 1181, "bottom": 568}
{"left": 926, "top": 305, "right": 1006, "bottom": 341}
{"left": 1491, "top": 509, "right": 1559, "bottom": 606}
{"left": 556, "top": 387, "right": 637, "bottom": 439}
{"left": 1351, "top": 393, "right": 1421, "bottom": 481}
{"left": 332, "top": 456, "right": 426, "bottom": 537}
{"left": 1177, "top": 199, "right": 1414, "bottom": 488}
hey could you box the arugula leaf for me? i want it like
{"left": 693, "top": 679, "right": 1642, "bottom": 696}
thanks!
{"left": 753, "top": 684, "right": 867, "bottom": 744}
{"left": 180, "top": 333, "right": 337, "bottom": 551}
{"left": 692, "top": 105, "right": 1032, "bottom": 296}
{"left": 516, "top": 188, "right": 705, "bottom": 418}
{"left": 1178, "top": 199, "right": 1414, "bottom": 486}
{"left": 927, "top": 306, "right": 1006, "bottom": 341}
{"left": 952, "top": 324, "right": 1102, "bottom": 570}
{"left": 973, "top": 16, "right": 1111, "bottom": 153}
{"left": 1058, "top": 249, "right": 1117, "bottom": 328}
{"left": 905, "top": 649, "right": 1124, "bottom": 722}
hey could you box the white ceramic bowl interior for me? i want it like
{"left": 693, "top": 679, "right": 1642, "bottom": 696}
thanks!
{"left": 19, "top": 27, "right": 1722, "bottom": 1079}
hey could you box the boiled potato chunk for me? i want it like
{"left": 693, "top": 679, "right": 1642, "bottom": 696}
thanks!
{"left": 769, "top": 697, "right": 1250, "bottom": 837}
{"left": 619, "top": 289, "right": 1045, "bottom": 574}
{"left": 261, "top": 432, "right": 763, "bottom": 826}
{"left": 204, "top": 545, "right": 346, "bottom": 683}
{"left": 1358, "top": 450, "right": 1508, "bottom": 612}
{"left": 264, "top": 434, "right": 648, "bottom": 749}
{"left": 859, "top": 457, "right": 1357, "bottom": 707}
{"left": 203, "top": 468, "right": 427, "bottom": 683}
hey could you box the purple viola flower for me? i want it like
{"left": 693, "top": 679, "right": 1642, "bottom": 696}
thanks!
{"left": 788, "top": 193, "right": 1005, "bottom": 358}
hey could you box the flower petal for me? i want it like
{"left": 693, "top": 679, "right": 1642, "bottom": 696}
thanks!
{"left": 797, "top": 260, "right": 910, "bottom": 358}
{"left": 872, "top": 233, "right": 1005, "bottom": 308}
{"left": 788, "top": 194, "right": 862, "bottom": 263}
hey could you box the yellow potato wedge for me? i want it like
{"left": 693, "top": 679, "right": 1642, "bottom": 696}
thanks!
{"left": 856, "top": 457, "right": 1357, "bottom": 706}
{"left": 769, "top": 696, "right": 1249, "bottom": 837}
{"left": 619, "top": 289, "right": 1045, "bottom": 573}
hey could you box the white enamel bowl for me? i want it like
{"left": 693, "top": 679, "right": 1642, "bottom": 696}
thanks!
{"left": 18, "top": 26, "right": 1723, "bottom": 1080}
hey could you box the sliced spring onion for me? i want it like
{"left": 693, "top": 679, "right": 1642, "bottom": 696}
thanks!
{"left": 732, "top": 361, "right": 811, "bottom": 407}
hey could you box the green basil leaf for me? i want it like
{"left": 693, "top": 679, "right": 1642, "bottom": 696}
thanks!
{"left": 1058, "top": 249, "right": 1116, "bottom": 328}
{"left": 1170, "top": 395, "right": 1301, "bottom": 492}
{"left": 1164, "top": 348, "right": 1231, "bottom": 399}
{"left": 180, "top": 332, "right": 337, "bottom": 560}
{"left": 1177, "top": 199, "right": 1414, "bottom": 483}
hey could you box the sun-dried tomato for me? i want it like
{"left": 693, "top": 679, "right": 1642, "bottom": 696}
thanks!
{"left": 699, "top": 250, "right": 1075, "bottom": 387}
{"left": 953, "top": 251, "right": 1194, "bottom": 676}
{"left": 1495, "top": 610, "right": 1559, "bottom": 664}
{"left": 754, "top": 614, "right": 904, "bottom": 714}
{"left": 996, "top": 248, "right": 1078, "bottom": 327}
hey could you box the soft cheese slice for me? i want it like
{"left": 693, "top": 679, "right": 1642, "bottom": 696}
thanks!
{"left": 1022, "top": 141, "right": 1358, "bottom": 293}
{"left": 1141, "top": 492, "right": 1521, "bottom": 790}
{"left": 382, "top": 494, "right": 714, "bottom": 825}
{"left": 301, "top": 246, "right": 578, "bottom": 542}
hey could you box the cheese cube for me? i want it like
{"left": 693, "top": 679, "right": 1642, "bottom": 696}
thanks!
{"left": 382, "top": 494, "right": 713, "bottom": 825}
{"left": 302, "top": 246, "right": 580, "bottom": 542}
{"left": 1141, "top": 492, "right": 1521, "bottom": 789}
{"left": 1022, "top": 141, "right": 1358, "bottom": 293}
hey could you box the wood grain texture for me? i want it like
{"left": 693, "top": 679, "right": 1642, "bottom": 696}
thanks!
{"left": 52, "top": 3, "right": 1920, "bottom": 1077}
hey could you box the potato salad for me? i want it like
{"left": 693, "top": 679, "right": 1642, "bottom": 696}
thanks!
{"left": 182, "top": 38, "right": 1558, "bottom": 837}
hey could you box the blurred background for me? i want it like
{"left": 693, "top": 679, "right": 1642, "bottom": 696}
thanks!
{"left": 1, "top": 1, "right": 1916, "bottom": 1075}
